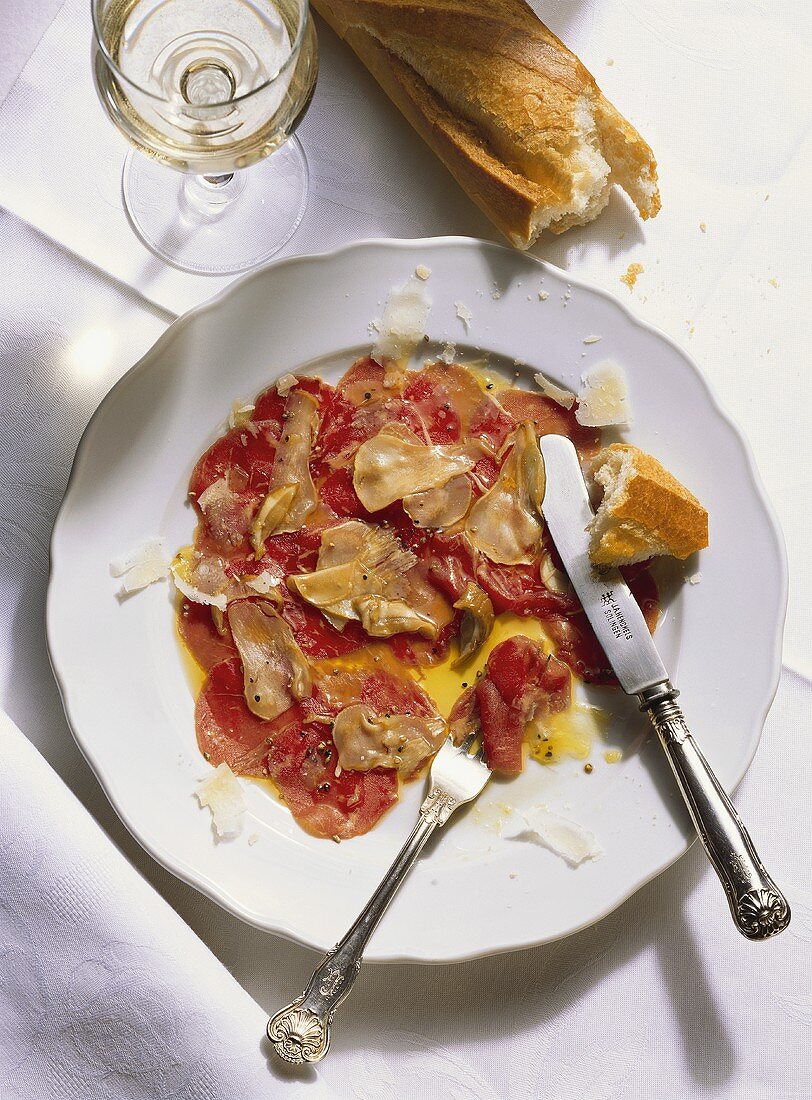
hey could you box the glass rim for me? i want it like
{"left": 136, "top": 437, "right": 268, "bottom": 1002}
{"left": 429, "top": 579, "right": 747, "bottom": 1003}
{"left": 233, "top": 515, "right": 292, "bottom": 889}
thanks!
{"left": 91, "top": 0, "right": 310, "bottom": 108}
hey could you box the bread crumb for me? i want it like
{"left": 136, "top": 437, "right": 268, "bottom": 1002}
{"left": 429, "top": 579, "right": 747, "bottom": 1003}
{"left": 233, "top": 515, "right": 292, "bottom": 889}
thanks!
{"left": 687, "top": 571, "right": 703, "bottom": 585}
{"left": 454, "top": 300, "right": 473, "bottom": 330}
{"left": 538, "top": 290, "right": 549, "bottom": 301}
{"left": 621, "top": 262, "right": 644, "bottom": 291}
{"left": 414, "top": 265, "right": 431, "bottom": 280}
{"left": 604, "top": 750, "right": 622, "bottom": 764}
{"left": 491, "top": 290, "right": 502, "bottom": 300}
{"left": 440, "top": 342, "right": 456, "bottom": 364}
{"left": 248, "top": 832, "right": 259, "bottom": 846}
{"left": 699, "top": 222, "right": 707, "bottom": 233}
{"left": 768, "top": 277, "right": 779, "bottom": 288}
{"left": 509, "top": 872, "right": 518, "bottom": 880}
{"left": 582, "top": 335, "right": 602, "bottom": 345}
{"left": 606, "top": 58, "right": 614, "bottom": 66}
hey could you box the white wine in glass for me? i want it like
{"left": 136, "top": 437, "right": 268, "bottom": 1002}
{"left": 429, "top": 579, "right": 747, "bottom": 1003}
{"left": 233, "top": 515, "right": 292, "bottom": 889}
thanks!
{"left": 92, "top": 0, "right": 318, "bottom": 275}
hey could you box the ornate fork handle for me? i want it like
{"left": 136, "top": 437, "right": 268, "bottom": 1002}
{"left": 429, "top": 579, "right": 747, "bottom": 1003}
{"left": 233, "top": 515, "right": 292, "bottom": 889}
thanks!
{"left": 267, "top": 789, "right": 456, "bottom": 1065}
{"left": 640, "top": 682, "right": 790, "bottom": 940}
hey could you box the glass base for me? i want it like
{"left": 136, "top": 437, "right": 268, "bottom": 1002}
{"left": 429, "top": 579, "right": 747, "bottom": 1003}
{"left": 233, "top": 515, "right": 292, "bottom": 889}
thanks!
{"left": 122, "top": 138, "right": 309, "bottom": 276}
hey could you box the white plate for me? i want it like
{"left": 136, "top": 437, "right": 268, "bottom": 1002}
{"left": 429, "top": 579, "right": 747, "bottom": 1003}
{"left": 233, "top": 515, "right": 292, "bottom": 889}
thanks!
{"left": 47, "top": 238, "right": 786, "bottom": 962}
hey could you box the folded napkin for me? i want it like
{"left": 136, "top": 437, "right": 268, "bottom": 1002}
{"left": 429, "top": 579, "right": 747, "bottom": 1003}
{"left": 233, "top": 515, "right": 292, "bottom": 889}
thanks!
{"left": 0, "top": 709, "right": 337, "bottom": 1100}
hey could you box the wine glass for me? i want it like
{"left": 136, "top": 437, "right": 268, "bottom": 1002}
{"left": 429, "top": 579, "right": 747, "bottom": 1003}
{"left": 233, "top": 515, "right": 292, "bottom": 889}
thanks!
{"left": 92, "top": 0, "right": 318, "bottom": 275}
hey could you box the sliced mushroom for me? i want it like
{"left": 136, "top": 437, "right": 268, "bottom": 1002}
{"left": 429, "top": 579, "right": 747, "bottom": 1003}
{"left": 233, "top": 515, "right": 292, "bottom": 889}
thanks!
{"left": 332, "top": 704, "right": 447, "bottom": 774}
{"left": 228, "top": 599, "right": 311, "bottom": 721}
{"left": 290, "top": 521, "right": 414, "bottom": 624}
{"left": 465, "top": 422, "right": 546, "bottom": 565}
{"left": 353, "top": 426, "right": 477, "bottom": 512}
{"left": 197, "top": 475, "right": 254, "bottom": 548}
{"left": 262, "top": 389, "right": 319, "bottom": 535}
{"left": 540, "top": 552, "right": 573, "bottom": 595}
{"left": 354, "top": 595, "right": 438, "bottom": 640}
{"left": 403, "top": 474, "right": 473, "bottom": 529}
{"left": 250, "top": 484, "right": 298, "bottom": 558}
{"left": 451, "top": 582, "right": 495, "bottom": 667}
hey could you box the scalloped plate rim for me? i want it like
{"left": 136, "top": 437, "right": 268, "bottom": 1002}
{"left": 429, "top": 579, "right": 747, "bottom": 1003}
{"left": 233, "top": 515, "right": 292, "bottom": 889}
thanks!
{"left": 46, "top": 236, "right": 787, "bottom": 963}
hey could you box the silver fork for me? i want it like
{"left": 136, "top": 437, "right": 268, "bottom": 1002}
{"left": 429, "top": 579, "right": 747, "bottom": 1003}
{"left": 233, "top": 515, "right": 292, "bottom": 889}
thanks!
{"left": 267, "top": 733, "right": 491, "bottom": 1064}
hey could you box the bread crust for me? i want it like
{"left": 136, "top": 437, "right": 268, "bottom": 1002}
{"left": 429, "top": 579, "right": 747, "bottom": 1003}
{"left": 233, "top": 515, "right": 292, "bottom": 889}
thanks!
{"left": 589, "top": 444, "right": 708, "bottom": 566}
{"left": 313, "top": 0, "right": 660, "bottom": 246}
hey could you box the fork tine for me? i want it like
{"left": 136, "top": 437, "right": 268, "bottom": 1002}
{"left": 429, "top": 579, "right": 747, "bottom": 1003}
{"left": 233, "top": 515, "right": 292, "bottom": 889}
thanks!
{"left": 460, "top": 733, "right": 477, "bottom": 753}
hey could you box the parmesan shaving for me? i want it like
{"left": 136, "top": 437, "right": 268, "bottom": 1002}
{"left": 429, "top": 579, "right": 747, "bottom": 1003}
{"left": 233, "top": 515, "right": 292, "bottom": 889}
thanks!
{"left": 371, "top": 277, "right": 432, "bottom": 365}
{"left": 440, "top": 342, "right": 456, "bottom": 364}
{"left": 245, "top": 570, "right": 280, "bottom": 594}
{"left": 454, "top": 300, "right": 473, "bottom": 330}
{"left": 228, "top": 401, "right": 255, "bottom": 430}
{"left": 582, "top": 335, "right": 602, "bottom": 345}
{"left": 195, "top": 764, "right": 245, "bottom": 839}
{"left": 276, "top": 373, "right": 298, "bottom": 397}
{"left": 533, "top": 372, "right": 576, "bottom": 410}
{"left": 502, "top": 806, "right": 602, "bottom": 866}
{"left": 171, "top": 569, "right": 227, "bottom": 613}
{"left": 575, "top": 361, "right": 632, "bottom": 427}
{"left": 170, "top": 549, "right": 229, "bottom": 612}
{"left": 197, "top": 477, "right": 230, "bottom": 516}
{"left": 414, "top": 265, "right": 431, "bottom": 281}
{"left": 110, "top": 537, "right": 169, "bottom": 594}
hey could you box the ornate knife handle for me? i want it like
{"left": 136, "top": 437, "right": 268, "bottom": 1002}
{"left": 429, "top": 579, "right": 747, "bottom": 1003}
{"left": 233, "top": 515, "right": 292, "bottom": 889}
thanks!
{"left": 267, "top": 812, "right": 438, "bottom": 1064}
{"left": 639, "top": 682, "right": 790, "bottom": 940}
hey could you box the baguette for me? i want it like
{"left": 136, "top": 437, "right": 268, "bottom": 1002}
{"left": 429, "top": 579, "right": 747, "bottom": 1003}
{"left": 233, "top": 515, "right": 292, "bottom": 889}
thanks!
{"left": 312, "top": 0, "right": 660, "bottom": 247}
{"left": 588, "top": 445, "right": 708, "bottom": 567}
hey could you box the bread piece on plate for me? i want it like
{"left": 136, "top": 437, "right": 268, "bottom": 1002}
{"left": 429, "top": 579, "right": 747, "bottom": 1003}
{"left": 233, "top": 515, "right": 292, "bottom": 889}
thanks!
{"left": 588, "top": 445, "right": 708, "bottom": 566}
{"left": 312, "top": 0, "right": 660, "bottom": 247}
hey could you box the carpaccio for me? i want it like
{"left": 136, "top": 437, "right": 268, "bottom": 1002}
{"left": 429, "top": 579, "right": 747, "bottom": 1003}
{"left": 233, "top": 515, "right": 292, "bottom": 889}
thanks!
{"left": 177, "top": 358, "right": 659, "bottom": 839}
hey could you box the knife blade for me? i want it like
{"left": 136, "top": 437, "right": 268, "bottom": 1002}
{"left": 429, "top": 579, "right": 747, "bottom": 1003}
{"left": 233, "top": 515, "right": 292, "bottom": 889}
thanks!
{"left": 537, "top": 434, "right": 667, "bottom": 694}
{"left": 538, "top": 434, "right": 790, "bottom": 941}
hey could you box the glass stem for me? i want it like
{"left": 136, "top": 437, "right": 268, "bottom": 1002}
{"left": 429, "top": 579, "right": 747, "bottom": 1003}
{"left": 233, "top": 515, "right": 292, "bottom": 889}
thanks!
{"left": 182, "top": 171, "right": 246, "bottom": 216}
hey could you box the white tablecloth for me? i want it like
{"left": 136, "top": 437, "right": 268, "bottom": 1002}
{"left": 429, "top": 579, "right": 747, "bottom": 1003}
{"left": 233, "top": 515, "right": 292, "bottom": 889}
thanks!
{"left": 1, "top": 1, "right": 810, "bottom": 1097}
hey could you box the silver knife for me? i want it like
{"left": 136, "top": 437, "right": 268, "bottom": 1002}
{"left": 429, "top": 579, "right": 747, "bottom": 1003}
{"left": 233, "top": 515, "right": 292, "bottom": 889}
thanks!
{"left": 538, "top": 434, "right": 790, "bottom": 940}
